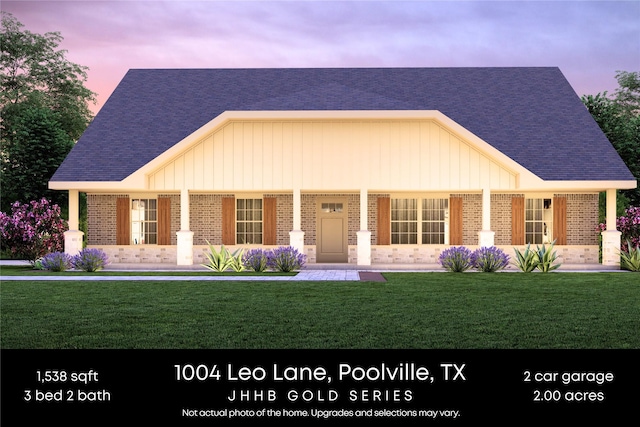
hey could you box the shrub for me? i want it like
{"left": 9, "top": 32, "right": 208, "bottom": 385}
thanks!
{"left": 438, "top": 246, "right": 473, "bottom": 272}
{"left": 228, "top": 250, "right": 246, "bottom": 272}
{"left": 41, "top": 251, "right": 73, "bottom": 272}
{"left": 73, "top": 248, "right": 109, "bottom": 272}
{"left": 513, "top": 244, "right": 539, "bottom": 273}
{"left": 535, "top": 241, "right": 561, "bottom": 273}
{"left": 472, "top": 246, "right": 510, "bottom": 272}
{"left": 617, "top": 206, "right": 640, "bottom": 250}
{"left": 33, "top": 258, "right": 45, "bottom": 270}
{"left": 513, "top": 242, "right": 562, "bottom": 273}
{"left": 597, "top": 206, "right": 640, "bottom": 251}
{"left": 201, "top": 241, "right": 244, "bottom": 272}
{"left": 268, "top": 246, "right": 306, "bottom": 272}
{"left": 619, "top": 240, "right": 640, "bottom": 272}
{"left": 0, "top": 198, "right": 67, "bottom": 265}
{"left": 243, "top": 248, "right": 270, "bottom": 272}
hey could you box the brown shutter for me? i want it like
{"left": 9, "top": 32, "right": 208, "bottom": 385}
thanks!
{"left": 449, "top": 196, "right": 463, "bottom": 245}
{"left": 222, "top": 197, "right": 236, "bottom": 245}
{"left": 263, "top": 197, "right": 277, "bottom": 245}
{"left": 116, "top": 197, "right": 130, "bottom": 245}
{"left": 377, "top": 197, "right": 390, "bottom": 245}
{"left": 553, "top": 196, "right": 567, "bottom": 245}
{"left": 157, "top": 197, "right": 171, "bottom": 245}
{"left": 511, "top": 196, "right": 525, "bottom": 245}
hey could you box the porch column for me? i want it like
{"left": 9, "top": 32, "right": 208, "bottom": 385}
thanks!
{"left": 357, "top": 188, "right": 371, "bottom": 265}
{"left": 601, "top": 189, "right": 621, "bottom": 268}
{"left": 478, "top": 187, "right": 495, "bottom": 247}
{"left": 289, "top": 188, "right": 305, "bottom": 254}
{"left": 176, "top": 189, "right": 194, "bottom": 265}
{"left": 64, "top": 189, "right": 84, "bottom": 256}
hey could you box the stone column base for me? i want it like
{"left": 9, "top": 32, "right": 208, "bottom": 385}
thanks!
{"left": 176, "top": 230, "right": 194, "bottom": 265}
{"left": 357, "top": 230, "right": 372, "bottom": 266}
{"left": 289, "top": 230, "right": 305, "bottom": 254}
{"left": 64, "top": 230, "right": 84, "bottom": 256}
{"left": 601, "top": 230, "right": 622, "bottom": 268}
{"left": 478, "top": 230, "right": 495, "bottom": 247}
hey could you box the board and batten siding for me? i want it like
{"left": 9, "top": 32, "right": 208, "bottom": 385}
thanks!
{"left": 148, "top": 120, "right": 517, "bottom": 191}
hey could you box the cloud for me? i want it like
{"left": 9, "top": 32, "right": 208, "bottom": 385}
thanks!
{"left": 3, "top": 0, "right": 638, "bottom": 113}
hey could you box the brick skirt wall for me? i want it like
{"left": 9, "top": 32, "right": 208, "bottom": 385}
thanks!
{"left": 370, "top": 245, "right": 599, "bottom": 265}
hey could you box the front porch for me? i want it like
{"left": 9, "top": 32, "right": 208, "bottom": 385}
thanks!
{"left": 64, "top": 186, "right": 624, "bottom": 268}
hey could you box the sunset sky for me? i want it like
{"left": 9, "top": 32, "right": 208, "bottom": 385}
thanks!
{"left": 3, "top": 0, "right": 639, "bottom": 115}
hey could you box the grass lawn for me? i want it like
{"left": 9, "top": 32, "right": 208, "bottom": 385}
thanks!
{"left": 1, "top": 272, "right": 638, "bottom": 349}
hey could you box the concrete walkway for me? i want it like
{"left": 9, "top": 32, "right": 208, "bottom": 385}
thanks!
{"left": 0, "top": 259, "right": 630, "bottom": 282}
{"left": 1, "top": 270, "right": 361, "bottom": 282}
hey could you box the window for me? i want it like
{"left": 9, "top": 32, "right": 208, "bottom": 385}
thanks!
{"left": 391, "top": 199, "right": 418, "bottom": 244}
{"left": 321, "top": 202, "right": 343, "bottom": 213}
{"left": 237, "top": 199, "right": 262, "bottom": 244}
{"left": 525, "top": 198, "right": 552, "bottom": 244}
{"left": 422, "top": 198, "right": 448, "bottom": 244}
{"left": 131, "top": 198, "right": 157, "bottom": 244}
{"left": 391, "top": 198, "right": 449, "bottom": 245}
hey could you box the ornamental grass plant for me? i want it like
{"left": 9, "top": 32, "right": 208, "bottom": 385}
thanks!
{"left": 40, "top": 251, "right": 73, "bottom": 272}
{"left": 242, "top": 249, "right": 270, "bottom": 272}
{"left": 201, "top": 242, "right": 244, "bottom": 272}
{"left": 73, "top": 248, "right": 109, "bottom": 272}
{"left": 471, "top": 246, "right": 510, "bottom": 272}
{"left": 267, "top": 246, "right": 306, "bottom": 272}
{"left": 513, "top": 242, "right": 562, "bottom": 272}
{"left": 438, "top": 246, "right": 473, "bottom": 272}
{"left": 620, "top": 240, "right": 640, "bottom": 272}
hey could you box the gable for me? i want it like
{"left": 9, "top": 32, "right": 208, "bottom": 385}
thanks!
{"left": 147, "top": 115, "right": 519, "bottom": 192}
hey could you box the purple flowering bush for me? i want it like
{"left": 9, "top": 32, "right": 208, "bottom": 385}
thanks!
{"left": 0, "top": 198, "right": 67, "bottom": 265}
{"left": 267, "top": 246, "right": 306, "bottom": 272}
{"left": 597, "top": 206, "right": 640, "bottom": 252}
{"left": 617, "top": 206, "right": 640, "bottom": 251}
{"left": 471, "top": 246, "right": 510, "bottom": 272}
{"left": 73, "top": 248, "right": 110, "bottom": 272}
{"left": 243, "top": 248, "right": 270, "bottom": 272}
{"left": 438, "top": 246, "right": 473, "bottom": 272}
{"left": 41, "top": 251, "right": 74, "bottom": 272}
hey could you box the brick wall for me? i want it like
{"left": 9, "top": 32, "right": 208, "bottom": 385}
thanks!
{"left": 451, "top": 193, "right": 482, "bottom": 245}
{"left": 87, "top": 194, "right": 120, "bottom": 245}
{"left": 369, "top": 194, "right": 388, "bottom": 244}
{"left": 557, "top": 193, "right": 599, "bottom": 245}
{"left": 190, "top": 194, "right": 229, "bottom": 245}
{"left": 491, "top": 194, "right": 520, "bottom": 245}
{"left": 191, "top": 193, "right": 295, "bottom": 246}
{"left": 301, "top": 194, "right": 316, "bottom": 245}
{"left": 265, "top": 194, "right": 293, "bottom": 245}
{"left": 160, "top": 194, "right": 179, "bottom": 245}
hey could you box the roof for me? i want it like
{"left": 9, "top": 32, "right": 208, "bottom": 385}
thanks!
{"left": 50, "top": 67, "right": 635, "bottom": 183}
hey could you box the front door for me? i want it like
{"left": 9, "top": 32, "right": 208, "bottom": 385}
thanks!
{"left": 317, "top": 199, "right": 348, "bottom": 263}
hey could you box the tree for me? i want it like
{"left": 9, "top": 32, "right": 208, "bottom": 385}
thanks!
{"left": 1, "top": 12, "right": 95, "bottom": 212}
{"left": 1, "top": 104, "right": 73, "bottom": 207}
{"left": 582, "top": 71, "right": 640, "bottom": 206}
{"left": 614, "top": 71, "right": 640, "bottom": 116}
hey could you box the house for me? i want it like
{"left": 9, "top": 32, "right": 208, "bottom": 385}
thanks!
{"left": 49, "top": 68, "right": 636, "bottom": 267}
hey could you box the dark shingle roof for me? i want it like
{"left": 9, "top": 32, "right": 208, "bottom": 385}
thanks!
{"left": 51, "top": 67, "right": 634, "bottom": 182}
